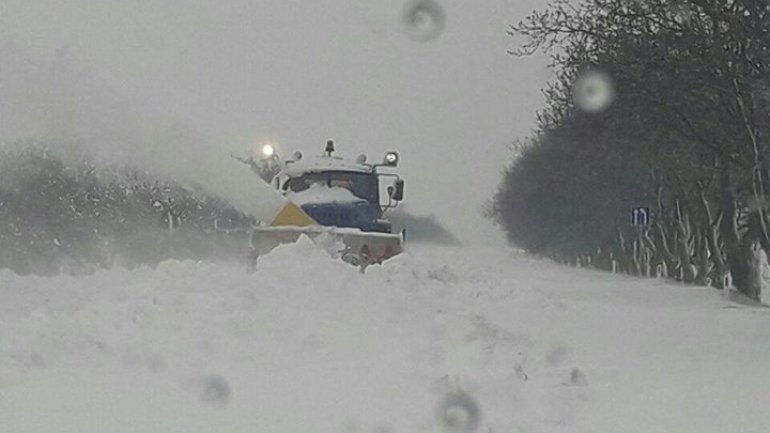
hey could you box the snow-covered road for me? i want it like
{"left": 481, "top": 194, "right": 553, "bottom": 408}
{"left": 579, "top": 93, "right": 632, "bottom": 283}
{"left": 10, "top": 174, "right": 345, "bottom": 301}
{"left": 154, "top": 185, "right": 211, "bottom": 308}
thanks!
{"left": 1, "top": 239, "right": 769, "bottom": 433}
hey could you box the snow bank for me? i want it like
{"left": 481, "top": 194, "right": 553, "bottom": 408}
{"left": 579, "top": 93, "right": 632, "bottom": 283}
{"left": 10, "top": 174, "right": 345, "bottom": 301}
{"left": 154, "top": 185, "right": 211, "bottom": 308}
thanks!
{"left": 1, "top": 243, "right": 769, "bottom": 433}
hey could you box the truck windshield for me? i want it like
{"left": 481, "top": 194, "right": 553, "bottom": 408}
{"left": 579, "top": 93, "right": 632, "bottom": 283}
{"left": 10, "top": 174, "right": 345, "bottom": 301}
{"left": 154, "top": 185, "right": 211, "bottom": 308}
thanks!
{"left": 285, "top": 171, "right": 379, "bottom": 203}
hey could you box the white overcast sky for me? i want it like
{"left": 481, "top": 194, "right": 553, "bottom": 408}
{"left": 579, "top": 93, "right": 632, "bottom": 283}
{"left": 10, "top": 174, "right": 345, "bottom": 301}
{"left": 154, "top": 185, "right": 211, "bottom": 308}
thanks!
{"left": 0, "top": 0, "right": 552, "bottom": 244}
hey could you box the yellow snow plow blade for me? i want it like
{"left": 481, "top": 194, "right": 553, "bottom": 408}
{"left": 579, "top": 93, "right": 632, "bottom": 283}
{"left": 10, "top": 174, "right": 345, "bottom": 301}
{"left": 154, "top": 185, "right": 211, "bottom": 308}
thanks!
{"left": 270, "top": 201, "right": 316, "bottom": 227}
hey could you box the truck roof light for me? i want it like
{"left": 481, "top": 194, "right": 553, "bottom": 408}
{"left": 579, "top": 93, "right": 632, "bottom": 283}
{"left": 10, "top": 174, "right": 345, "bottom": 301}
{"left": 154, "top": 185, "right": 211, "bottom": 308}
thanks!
{"left": 384, "top": 152, "right": 399, "bottom": 166}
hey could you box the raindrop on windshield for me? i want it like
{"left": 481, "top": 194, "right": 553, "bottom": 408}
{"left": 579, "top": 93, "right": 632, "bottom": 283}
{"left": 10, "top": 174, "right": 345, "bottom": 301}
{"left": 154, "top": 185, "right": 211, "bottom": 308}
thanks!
{"left": 572, "top": 70, "right": 615, "bottom": 113}
{"left": 200, "top": 375, "right": 231, "bottom": 408}
{"left": 435, "top": 389, "right": 481, "bottom": 433}
{"left": 402, "top": 0, "right": 447, "bottom": 43}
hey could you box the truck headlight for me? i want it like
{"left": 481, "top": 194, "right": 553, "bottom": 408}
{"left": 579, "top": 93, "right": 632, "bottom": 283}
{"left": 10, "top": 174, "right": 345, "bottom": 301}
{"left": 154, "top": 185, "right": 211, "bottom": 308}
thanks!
{"left": 261, "top": 144, "right": 275, "bottom": 158}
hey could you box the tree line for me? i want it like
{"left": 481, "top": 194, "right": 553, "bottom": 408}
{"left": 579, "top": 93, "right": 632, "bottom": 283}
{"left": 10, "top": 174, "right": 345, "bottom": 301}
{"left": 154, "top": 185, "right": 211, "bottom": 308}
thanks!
{"left": 492, "top": 0, "right": 770, "bottom": 299}
{"left": 0, "top": 144, "right": 253, "bottom": 275}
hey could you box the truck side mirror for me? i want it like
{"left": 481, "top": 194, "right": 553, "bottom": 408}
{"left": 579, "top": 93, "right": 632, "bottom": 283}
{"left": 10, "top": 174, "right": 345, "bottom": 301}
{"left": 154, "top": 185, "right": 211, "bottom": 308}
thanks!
{"left": 390, "top": 179, "right": 404, "bottom": 201}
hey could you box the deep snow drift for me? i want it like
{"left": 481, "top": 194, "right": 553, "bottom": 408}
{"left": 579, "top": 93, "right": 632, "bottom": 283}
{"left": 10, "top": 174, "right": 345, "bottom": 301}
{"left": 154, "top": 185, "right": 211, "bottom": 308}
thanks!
{"left": 1, "top": 240, "right": 769, "bottom": 433}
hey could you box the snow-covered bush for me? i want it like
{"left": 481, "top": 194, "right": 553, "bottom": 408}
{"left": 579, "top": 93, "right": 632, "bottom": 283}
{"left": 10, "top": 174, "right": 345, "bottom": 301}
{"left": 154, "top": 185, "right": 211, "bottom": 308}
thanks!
{"left": 0, "top": 144, "right": 253, "bottom": 275}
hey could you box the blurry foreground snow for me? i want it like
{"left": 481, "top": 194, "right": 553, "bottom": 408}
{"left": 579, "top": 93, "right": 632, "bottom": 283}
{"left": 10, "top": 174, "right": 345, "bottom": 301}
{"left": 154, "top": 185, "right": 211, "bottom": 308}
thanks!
{"left": 1, "top": 241, "right": 769, "bottom": 433}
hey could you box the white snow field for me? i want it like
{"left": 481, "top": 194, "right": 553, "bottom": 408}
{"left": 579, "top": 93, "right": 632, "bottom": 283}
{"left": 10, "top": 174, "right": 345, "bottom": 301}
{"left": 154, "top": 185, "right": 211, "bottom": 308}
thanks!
{"left": 1, "top": 238, "right": 769, "bottom": 433}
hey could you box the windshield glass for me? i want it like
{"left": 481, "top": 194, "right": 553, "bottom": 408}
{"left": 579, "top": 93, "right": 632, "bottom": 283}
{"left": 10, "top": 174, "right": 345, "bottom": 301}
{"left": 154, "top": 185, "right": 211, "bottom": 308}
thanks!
{"left": 5, "top": 1, "right": 770, "bottom": 432}
{"left": 285, "top": 171, "right": 378, "bottom": 203}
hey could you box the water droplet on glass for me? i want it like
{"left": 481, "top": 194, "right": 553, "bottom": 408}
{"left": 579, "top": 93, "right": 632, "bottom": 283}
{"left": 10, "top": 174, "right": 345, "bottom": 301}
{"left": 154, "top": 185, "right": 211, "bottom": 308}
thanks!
{"left": 200, "top": 375, "right": 231, "bottom": 408}
{"left": 402, "top": 0, "right": 446, "bottom": 43}
{"left": 572, "top": 70, "right": 615, "bottom": 113}
{"left": 435, "top": 389, "right": 481, "bottom": 433}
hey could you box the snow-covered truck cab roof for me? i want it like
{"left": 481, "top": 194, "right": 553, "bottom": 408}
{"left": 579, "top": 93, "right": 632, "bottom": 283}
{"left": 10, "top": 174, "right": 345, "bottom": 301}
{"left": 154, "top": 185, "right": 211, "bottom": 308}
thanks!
{"left": 280, "top": 155, "right": 374, "bottom": 178}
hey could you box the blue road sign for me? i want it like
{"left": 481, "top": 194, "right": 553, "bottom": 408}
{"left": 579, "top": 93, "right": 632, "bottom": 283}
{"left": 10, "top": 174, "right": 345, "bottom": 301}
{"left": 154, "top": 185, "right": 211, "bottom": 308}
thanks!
{"left": 631, "top": 207, "right": 650, "bottom": 226}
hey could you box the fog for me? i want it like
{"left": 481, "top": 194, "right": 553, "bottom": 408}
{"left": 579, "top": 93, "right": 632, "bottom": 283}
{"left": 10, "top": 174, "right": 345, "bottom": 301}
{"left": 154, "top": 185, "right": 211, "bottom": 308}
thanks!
{"left": 0, "top": 0, "right": 552, "bottom": 243}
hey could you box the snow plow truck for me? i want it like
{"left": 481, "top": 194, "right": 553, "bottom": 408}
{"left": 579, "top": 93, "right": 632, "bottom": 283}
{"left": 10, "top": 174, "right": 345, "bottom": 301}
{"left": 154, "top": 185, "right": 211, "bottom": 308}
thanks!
{"left": 242, "top": 140, "right": 405, "bottom": 269}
